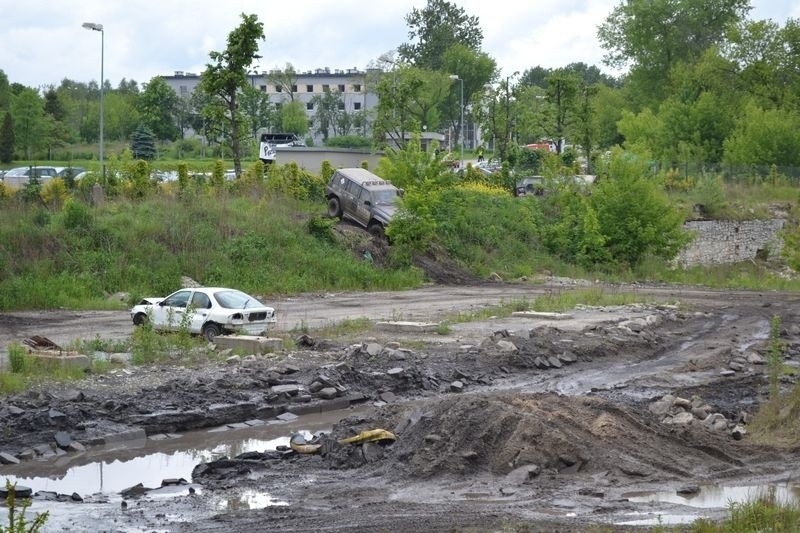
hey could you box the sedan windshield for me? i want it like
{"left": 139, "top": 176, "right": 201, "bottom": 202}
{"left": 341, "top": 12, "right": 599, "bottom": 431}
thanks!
{"left": 214, "top": 290, "right": 264, "bottom": 309}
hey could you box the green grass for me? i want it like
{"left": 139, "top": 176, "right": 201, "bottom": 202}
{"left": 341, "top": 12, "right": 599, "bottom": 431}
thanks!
{"left": 1, "top": 344, "right": 99, "bottom": 394}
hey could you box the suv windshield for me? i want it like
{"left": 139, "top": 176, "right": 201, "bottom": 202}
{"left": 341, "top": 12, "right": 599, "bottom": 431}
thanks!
{"left": 372, "top": 190, "right": 398, "bottom": 205}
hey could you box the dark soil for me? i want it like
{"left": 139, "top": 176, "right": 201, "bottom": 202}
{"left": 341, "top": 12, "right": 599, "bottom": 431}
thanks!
{"left": 1, "top": 284, "right": 799, "bottom": 532}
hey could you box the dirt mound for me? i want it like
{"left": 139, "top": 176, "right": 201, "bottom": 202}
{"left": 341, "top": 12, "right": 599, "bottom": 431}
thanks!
{"left": 323, "top": 392, "right": 766, "bottom": 483}
{"left": 412, "top": 244, "right": 484, "bottom": 285}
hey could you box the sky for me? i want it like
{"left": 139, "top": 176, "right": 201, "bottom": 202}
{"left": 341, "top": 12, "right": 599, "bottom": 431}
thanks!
{"left": 1, "top": 0, "right": 799, "bottom": 90}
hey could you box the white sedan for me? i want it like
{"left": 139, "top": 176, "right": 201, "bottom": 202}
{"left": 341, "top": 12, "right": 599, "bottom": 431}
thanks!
{"left": 131, "top": 287, "right": 277, "bottom": 342}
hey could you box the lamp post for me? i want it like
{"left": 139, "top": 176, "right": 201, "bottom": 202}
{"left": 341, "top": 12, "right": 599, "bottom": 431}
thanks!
{"left": 82, "top": 22, "right": 104, "bottom": 177}
{"left": 449, "top": 75, "right": 464, "bottom": 170}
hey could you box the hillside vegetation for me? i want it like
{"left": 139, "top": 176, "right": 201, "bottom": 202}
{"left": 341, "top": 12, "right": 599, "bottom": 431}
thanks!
{"left": 2, "top": 151, "right": 800, "bottom": 311}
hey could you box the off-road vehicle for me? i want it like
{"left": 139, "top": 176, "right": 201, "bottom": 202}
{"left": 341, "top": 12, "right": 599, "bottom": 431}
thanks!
{"left": 325, "top": 168, "right": 402, "bottom": 238}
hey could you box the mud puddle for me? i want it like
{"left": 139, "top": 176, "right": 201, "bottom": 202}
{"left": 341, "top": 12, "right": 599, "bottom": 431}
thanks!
{"left": 0, "top": 406, "right": 367, "bottom": 529}
{"left": 624, "top": 482, "right": 800, "bottom": 508}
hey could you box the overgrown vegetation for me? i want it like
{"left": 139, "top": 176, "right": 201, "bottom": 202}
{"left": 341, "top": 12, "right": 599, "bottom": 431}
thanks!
{"left": 748, "top": 315, "right": 800, "bottom": 446}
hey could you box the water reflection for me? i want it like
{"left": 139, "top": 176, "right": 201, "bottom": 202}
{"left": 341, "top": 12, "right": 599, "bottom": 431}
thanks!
{"left": 0, "top": 407, "right": 359, "bottom": 499}
{"left": 624, "top": 483, "right": 800, "bottom": 508}
{"left": 215, "top": 489, "right": 289, "bottom": 511}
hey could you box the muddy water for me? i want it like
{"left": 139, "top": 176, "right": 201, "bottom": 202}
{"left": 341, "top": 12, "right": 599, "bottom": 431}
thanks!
{"left": 1, "top": 406, "right": 367, "bottom": 503}
{"left": 624, "top": 483, "right": 800, "bottom": 508}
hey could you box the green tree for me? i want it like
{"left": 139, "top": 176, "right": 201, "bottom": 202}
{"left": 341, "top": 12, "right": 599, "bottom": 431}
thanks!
{"left": 0, "top": 70, "right": 10, "bottom": 110}
{"left": 139, "top": 76, "right": 179, "bottom": 141}
{"left": 240, "top": 84, "right": 274, "bottom": 139}
{"left": 592, "top": 150, "right": 690, "bottom": 266}
{"left": 279, "top": 100, "right": 308, "bottom": 136}
{"left": 398, "top": 0, "right": 483, "bottom": 70}
{"left": 723, "top": 102, "right": 800, "bottom": 166}
{"left": 0, "top": 111, "right": 15, "bottom": 163}
{"left": 10, "top": 88, "right": 48, "bottom": 159}
{"left": 441, "top": 43, "right": 496, "bottom": 150}
{"left": 542, "top": 69, "right": 581, "bottom": 154}
{"left": 198, "top": 13, "right": 265, "bottom": 177}
{"left": 130, "top": 124, "right": 157, "bottom": 160}
{"left": 598, "top": 0, "right": 749, "bottom": 106}
{"left": 311, "top": 89, "right": 344, "bottom": 142}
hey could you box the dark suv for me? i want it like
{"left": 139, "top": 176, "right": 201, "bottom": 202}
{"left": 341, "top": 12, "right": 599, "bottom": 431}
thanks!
{"left": 325, "top": 168, "right": 402, "bottom": 238}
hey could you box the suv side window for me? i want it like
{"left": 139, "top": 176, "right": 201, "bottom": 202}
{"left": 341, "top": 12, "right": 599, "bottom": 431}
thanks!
{"left": 345, "top": 179, "right": 362, "bottom": 196}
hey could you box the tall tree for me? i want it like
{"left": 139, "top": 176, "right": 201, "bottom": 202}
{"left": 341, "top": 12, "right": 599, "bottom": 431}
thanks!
{"left": 139, "top": 76, "right": 179, "bottom": 141}
{"left": 0, "top": 111, "right": 15, "bottom": 163}
{"left": 198, "top": 13, "right": 265, "bottom": 177}
{"left": 441, "top": 43, "right": 496, "bottom": 149}
{"left": 10, "top": 88, "right": 48, "bottom": 159}
{"left": 398, "top": 0, "right": 483, "bottom": 70}
{"left": 279, "top": 100, "right": 309, "bottom": 137}
{"left": 267, "top": 64, "right": 298, "bottom": 102}
{"left": 598, "top": 0, "right": 749, "bottom": 105}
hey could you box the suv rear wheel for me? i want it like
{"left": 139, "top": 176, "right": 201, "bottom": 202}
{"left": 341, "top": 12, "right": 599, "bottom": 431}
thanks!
{"left": 327, "top": 197, "right": 342, "bottom": 218}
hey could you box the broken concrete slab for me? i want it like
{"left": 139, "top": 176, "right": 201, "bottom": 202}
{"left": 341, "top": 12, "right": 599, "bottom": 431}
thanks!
{"left": 214, "top": 335, "right": 283, "bottom": 355}
{"left": 375, "top": 321, "right": 440, "bottom": 333}
{"left": 512, "top": 311, "right": 573, "bottom": 320}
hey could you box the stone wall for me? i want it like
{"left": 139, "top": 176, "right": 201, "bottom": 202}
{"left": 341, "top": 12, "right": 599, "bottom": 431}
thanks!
{"left": 676, "top": 219, "right": 785, "bottom": 267}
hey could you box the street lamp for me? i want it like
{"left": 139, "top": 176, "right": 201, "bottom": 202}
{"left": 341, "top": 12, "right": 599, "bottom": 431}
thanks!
{"left": 449, "top": 75, "right": 464, "bottom": 169}
{"left": 82, "top": 22, "right": 104, "bottom": 177}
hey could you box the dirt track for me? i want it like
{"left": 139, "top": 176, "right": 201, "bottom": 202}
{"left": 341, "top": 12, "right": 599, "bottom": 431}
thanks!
{"left": 1, "top": 282, "right": 799, "bottom": 531}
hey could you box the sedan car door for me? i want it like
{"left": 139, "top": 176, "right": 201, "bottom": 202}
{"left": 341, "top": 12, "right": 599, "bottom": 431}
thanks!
{"left": 187, "top": 291, "right": 213, "bottom": 334}
{"left": 151, "top": 290, "right": 192, "bottom": 331}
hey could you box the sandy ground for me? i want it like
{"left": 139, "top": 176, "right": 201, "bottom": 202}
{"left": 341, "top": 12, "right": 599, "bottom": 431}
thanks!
{"left": 1, "top": 282, "right": 799, "bottom": 532}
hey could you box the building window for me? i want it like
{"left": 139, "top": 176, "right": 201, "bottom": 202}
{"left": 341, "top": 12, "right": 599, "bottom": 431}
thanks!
{"left": 292, "top": 84, "right": 298, "bottom": 92}
{"left": 353, "top": 84, "right": 361, "bottom": 92}
{"left": 354, "top": 102, "right": 361, "bottom": 110}
{"left": 179, "top": 85, "right": 188, "bottom": 95}
{"left": 338, "top": 102, "right": 345, "bottom": 110}
{"left": 306, "top": 84, "right": 313, "bottom": 92}
{"left": 259, "top": 85, "right": 267, "bottom": 92}
{"left": 306, "top": 102, "right": 314, "bottom": 110}
{"left": 275, "top": 85, "right": 282, "bottom": 93}
{"left": 338, "top": 84, "right": 345, "bottom": 92}
{"left": 322, "top": 84, "right": 330, "bottom": 92}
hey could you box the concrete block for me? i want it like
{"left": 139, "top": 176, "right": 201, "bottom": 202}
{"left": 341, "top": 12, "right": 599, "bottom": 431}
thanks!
{"left": 214, "top": 335, "right": 283, "bottom": 354}
{"left": 511, "top": 311, "right": 573, "bottom": 320}
{"left": 28, "top": 352, "right": 90, "bottom": 370}
{"left": 375, "top": 321, "right": 440, "bottom": 333}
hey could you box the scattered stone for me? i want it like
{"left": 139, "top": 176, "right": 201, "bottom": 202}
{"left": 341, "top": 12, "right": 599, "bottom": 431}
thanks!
{"left": 720, "top": 370, "right": 736, "bottom": 377}
{"left": 226, "top": 355, "right": 242, "bottom": 365}
{"left": 364, "top": 343, "right": 383, "bottom": 357}
{"left": 649, "top": 400, "right": 672, "bottom": 417}
{"left": 728, "top": 361, "right": 745, "bottom": 372}
{"left": 276, "top": 412, "right": 298, "bottom": 422}
{"left": 271, "top": 384, "right": 301, "bottom": 396}
{"left": 461, "top": 451, "right": 478, "bottom": 460}
{"left": 547, "top": 356, "right": 563, "bottom": 369}
{"left": 54, "top": 431, "right": 72, "bottom": 449}
{"left": 496, "top": 340, "right": 518, "bottom": 353}
{"left": 379, "top": 391, "right": 397, "bottom": 403}
{"left": 672, "top": 397, "right": 692, "bottom": 410}
{"left": 731, "top": 425, "right": 747, "bottom": 440}
{"left": 120, "top": 483, "right": 149, "bottom": 498}
{"left": 308, "top": 381, "right": 324, "bottom": 393}
{"left": 499, "top": 486, "right": 516, "bottom": 495}
{"left": 59, "top": 389, "right": 85, "bottom": 402}
{"left": 745, "top": 352, "right": 765, "bottom": 365}
{"left": 450, "top": 381, "right": 464, "bottom": 393}
{"left": 677, "top": 485, "right": 700, "bottom": 495}
{"left": 0, "top": 452, "right": 20, "bottom": 465}
{"left": 702, "top": 413, "right": 729, "bottom": 432}
{"left": 424, "top": 434, "right": 442, "bottom": 443}
{"left": 295, "top": 334, "right": 316, "bottom": 347}
{"left": 577, "top": 488, "right": 605, "bottom": 498}
{"left": 317, "top": 387, "right": 338, "bottom": 400}
{"left": 505, "top": 464, "right": 541, "bottom": 484}
{"left": 48, "top": 409, "right": 67, "bottom": 423}
{"left": 6, "top": 405, "right": 24, "bottom": 416}
{"left": 387, "top": 367, "right": 405, "bottom": 377}
{"left": 558, "top": 352, "right": 578, "bottom": 364}
{"left": 664, "top": 412, "right": 694, "bottom": 426}
{"left": 0, "top": 485, "right": 32, "bottom": 499}
{"left": 361, "top": 442, "right": 385, "bottom": 463}
{"left": 534, "top": 357, "right": 550, "bottom": 369}
{"left": 691, "top": 407, "right": 710, "bottom": 420}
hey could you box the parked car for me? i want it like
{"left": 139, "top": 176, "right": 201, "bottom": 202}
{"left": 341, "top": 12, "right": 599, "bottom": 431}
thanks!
{"left": 325, "top": 168, "right": 402, "bottom": 238}
{"left": 1, "top": 166, "right": 59, "bottom": 188}
{"left": 131, "top": 287, "right": 277, "bottom": 342}
{"left": 515, "top": 176, "right": 545, "bottom": 197}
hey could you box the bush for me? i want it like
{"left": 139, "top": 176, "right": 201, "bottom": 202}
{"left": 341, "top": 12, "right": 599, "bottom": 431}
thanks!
{"left": 325, "top": 135, "right": 372, "bottom": 149}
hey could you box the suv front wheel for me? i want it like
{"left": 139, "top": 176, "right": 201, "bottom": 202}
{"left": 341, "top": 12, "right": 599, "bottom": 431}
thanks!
{"left": 327, "top": 196, "right": 342, "bottom": 218}
{"left": 368, "top": 222, "right": 386, "bottom": 240}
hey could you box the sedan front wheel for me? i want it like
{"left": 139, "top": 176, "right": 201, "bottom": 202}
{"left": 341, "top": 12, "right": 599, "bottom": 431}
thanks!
{"left": 203, "top": 323, "right": 222, "bottom": 343}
